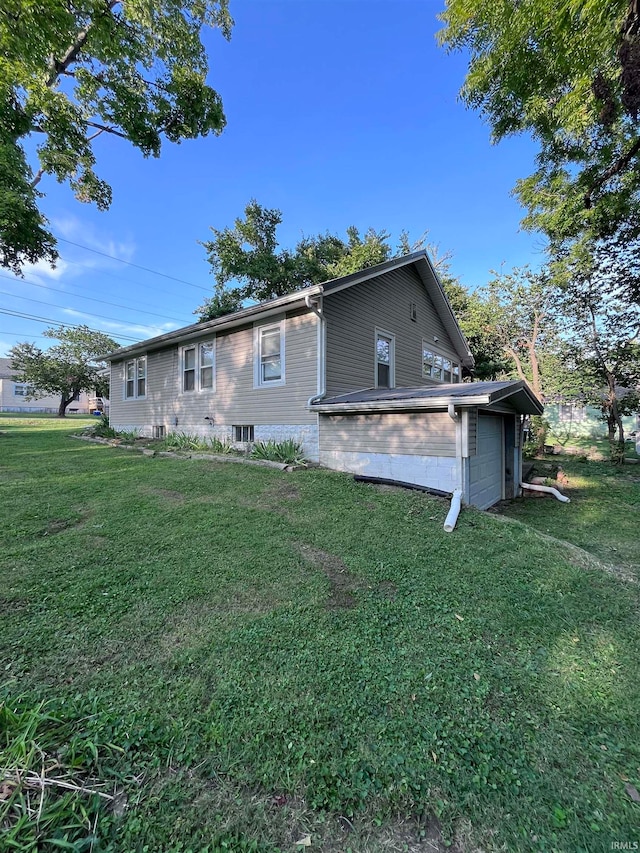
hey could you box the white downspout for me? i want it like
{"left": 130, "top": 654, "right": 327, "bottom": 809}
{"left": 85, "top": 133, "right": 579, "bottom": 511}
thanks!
{"left": 520, "top": 481, "right": 570, "bottom": 503}
{"left": 444, "top": 488, "right": 463, "bottom": 533}
{"left": 305, "top": 294, "right": 326, "bottom": 406}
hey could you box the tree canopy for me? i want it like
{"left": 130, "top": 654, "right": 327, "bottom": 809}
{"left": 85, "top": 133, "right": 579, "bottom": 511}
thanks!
{"left": 197, "top": 200, "right": 420, "bottom": 319}
{"left": 9, "top": 325, "right": 118, "bottom": 416}
{"left": 1, "top": 0, "right": 233, "bottom": 274}
{"left": 438, "top": 0, "right": 640, "bottom": 264}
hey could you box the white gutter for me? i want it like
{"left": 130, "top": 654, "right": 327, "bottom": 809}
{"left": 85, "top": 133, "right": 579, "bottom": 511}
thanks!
{"left": 447, "top": 403, "right": 459, "bottom": 422}
{"left": 443, "top": 488, "right": 463, "bottom": 533}
{"left": 305, "top": 294, "right": 326, "bottom": 406}
{"left": 520, "top": 482, "right": 570, "bottom": 503}
{"left": 310, "top": 394, "right": 496, "bottom": 413}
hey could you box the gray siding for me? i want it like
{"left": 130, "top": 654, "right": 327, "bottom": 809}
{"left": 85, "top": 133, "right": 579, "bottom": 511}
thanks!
{"left": 319, "top": 411, "right": 456, "bottom": 457}
{"left": 323, "top": 267, "right": 461, "bottom": 396}
{"left": 109, "top": 309, "right": 318, "bottom": 431}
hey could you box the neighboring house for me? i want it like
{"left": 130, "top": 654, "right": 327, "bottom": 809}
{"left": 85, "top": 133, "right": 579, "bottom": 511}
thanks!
{"left": 105, "top": 251, "right": 542, "bottom": 509}
{"left": 545, "top": 400, "right": 637, "bottom": 440}
{"left": 0, "top": 358, "right": 109, "bottom": 414}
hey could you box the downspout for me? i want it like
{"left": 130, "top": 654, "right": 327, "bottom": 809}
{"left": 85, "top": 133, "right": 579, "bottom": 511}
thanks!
{"left": 305, "top": 294, "right": 326, "bottom": 406}
{"left": 520, "top": 481, "right": 570, "bottom": 503}
{"left": 443, "top": 488, "right": 463, "bottom": 533}
{"left": 447, "top": 403, "right": 459, "bottom": 422}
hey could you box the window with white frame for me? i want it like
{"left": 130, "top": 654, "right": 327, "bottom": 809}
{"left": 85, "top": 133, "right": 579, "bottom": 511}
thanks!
{"left": 422, "top": 344, "right": 460, "bottom": 383}
{"left": 124, "top": 356, "right": 146, "bottom": 399}
{"left": 13, "top": 383, "right": 35, "bottom": 397}
{"left": 255, "top": 322, "right": 285, "bottom": 387}
{"left": 375, "top": 330, "right": 395, "bottom": 388}
{"left": 181, "top": 340, "right": 215, "bottom": 393}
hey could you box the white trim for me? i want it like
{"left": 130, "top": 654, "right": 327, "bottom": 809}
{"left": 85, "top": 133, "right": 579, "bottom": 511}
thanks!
{"left": 422, "top": 340, "right": 460, "bottom": 384}
{"left": 374, "top": 327, "right": 396, "bottom": 389}
{"left": 179, "top": 338, "right": 216, "bottom": 395}
{"left": 253, "top": 319, "right": 286, "bottom": 388}
{"left": 123, "top": 355, "right": 147, "bottom": 400}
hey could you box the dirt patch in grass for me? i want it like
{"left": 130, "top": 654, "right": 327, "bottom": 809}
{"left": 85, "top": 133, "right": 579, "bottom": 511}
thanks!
{"left": 41, "top": 510, "right": 92, "bottom": 536}
{"left": 295, "top": 543, "right": 362, "bottom": 610}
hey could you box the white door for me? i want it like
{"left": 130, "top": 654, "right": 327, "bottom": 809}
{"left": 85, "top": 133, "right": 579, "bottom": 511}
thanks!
{"left": 469, "top": 415, "right": 503, "bottom": 509}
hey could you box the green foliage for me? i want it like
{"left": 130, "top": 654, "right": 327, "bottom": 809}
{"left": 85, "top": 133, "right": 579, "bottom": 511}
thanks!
{"left": 162, "top": 431, "right": 234, "bottom": 453}
{"left": 88, "top": 413, "right": 117, "bottom": 438}
{"left": 0, "top": 694, "right": 125, "bottom": 850}
{"left": 8, "top": 324, "right": 118, "bottom": 416}
{"left": 198, "top": 200, "right": 419, "bottom": 318}
{"left": 1, "top": 0, "right": 233, "bottom": 273}
{"left": 438, "top": 0, "right": 640, "bottom": 269}
{"left": 249, "top": 439, "right": 307, "bottom": 465}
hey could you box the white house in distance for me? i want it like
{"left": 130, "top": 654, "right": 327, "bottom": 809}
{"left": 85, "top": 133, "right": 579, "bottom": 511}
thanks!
{"left": 104, "top": 252, "right": 543, "bottom": 509}
{"left": 0, "top": 358, "right": 107, "bottom": 415}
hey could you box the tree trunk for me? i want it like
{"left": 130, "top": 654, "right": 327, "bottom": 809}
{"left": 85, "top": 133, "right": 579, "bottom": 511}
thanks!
{"left": 58, "top": 395, "right": 71, "bottom": 417}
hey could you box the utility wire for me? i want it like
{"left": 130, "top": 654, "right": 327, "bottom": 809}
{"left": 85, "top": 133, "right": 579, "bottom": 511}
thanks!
{"left": 0, "top": 272, "right": 191, "bottom": 325}
{"left": 57, "top": 237, "right": 211, "bottom": 292}
{"left": 0, "top": 308, "right": 141, "bottom": 343}
{"left": 0, "top": 289, "right": 169, "bottom": 334}
{"left": 55, "top": 253, "right": 210, "bottom": 307}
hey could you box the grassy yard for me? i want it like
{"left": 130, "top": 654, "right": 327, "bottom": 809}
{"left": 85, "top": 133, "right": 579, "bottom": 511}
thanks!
{"left": 0, "top": 415, "right": 639, "bottom": 852}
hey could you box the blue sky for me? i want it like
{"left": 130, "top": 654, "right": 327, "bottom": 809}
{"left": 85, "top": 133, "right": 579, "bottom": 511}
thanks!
{"left": 1, "top": 0, "right": 546, "bottom": 357}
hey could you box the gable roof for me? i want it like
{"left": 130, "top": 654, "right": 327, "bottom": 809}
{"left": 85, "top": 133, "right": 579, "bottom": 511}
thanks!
{"left": 103, "top": 251, "right": 474, "bottom": 366}
{"left": 310, "top": 380, "right": 543, "bottom": 416}
{"left": 0, "top": 358, "right": 19, "bottom": 380}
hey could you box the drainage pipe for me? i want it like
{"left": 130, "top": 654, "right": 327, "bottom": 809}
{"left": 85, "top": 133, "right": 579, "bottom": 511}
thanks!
{"left": 353, "top": 475, "right": 450, "bottom": 498}
{"left": 443, "top": 488, "right": 463, "bottom": 533}
{"left": 520, "top": 481, "right": 570, "bottom": 503}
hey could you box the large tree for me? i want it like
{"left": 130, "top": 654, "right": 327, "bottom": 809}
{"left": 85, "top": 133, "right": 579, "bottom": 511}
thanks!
{"left": 1, "top": 0, "right": 232, "bottom": 274}
{"left": 438, "top": 0, "right": 640, "bottom": 267}
{"left": 9, "top": 325, "right": 118, "bottom": 416}
{"left": 197, "top": 201, "right": 402, "bottom": 319}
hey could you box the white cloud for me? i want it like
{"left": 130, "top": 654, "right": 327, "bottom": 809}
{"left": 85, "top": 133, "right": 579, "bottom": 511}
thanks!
{"left": 60, "top": 308, "right": 180, "bottom": 338}
{"left": 52, "top": 213, "right": 136, "bottom": 263}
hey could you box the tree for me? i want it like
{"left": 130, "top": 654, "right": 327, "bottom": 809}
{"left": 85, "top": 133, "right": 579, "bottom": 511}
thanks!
{"left": 9, "top": 325, "right": 118, "bottom": 416}
{"left": 198, "top": 201, "right": 400, "bottom": 319}
{"left": 558, "top": 241, "right": 640, "bottom": 461}
{"left": 438, "top": 0, "right": 640, "bottom": 268}
{"left": 1, "top": 0, "right": 233, "bottom": 274}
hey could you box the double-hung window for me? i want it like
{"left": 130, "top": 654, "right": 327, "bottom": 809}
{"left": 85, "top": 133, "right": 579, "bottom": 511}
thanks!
{"left": 125, "top": 356, "right": 146, "bottom": 399}
{"left": 375, "top": 330, "right": 395, "bottom": 389}
{"left": 14, "top": 383, "right": 35, "bottom": 397}
{"left": 255, "top": 321, "right": 285, "bottom": 387}
{"left": 422, "top": 344, "right": 460, "bottom": 383}
{"left": 182, "top": 340, "right": 215, "bottom": 393}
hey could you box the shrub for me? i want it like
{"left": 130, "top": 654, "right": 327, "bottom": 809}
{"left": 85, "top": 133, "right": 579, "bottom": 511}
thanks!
{"left": 249, "top": 439, "right": 307, "bottom": 465}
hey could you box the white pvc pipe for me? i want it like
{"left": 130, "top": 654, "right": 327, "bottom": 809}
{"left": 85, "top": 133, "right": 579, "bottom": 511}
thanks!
{"left": 443, "top": 488, "right": 463, "bottom": 533}
{"left": 520, "top": 481, "right": 570, "bottom": 503}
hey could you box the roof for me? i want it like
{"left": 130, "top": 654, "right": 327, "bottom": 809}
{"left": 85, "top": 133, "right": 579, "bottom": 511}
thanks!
{"left": 0, "top": 358, "right": 20, "bottom": 380}
{"left": 102, "top": 251, "right": 474, "bottom": 367}
{"left": 310, "top": 380, "right": 543, "bottom": 416}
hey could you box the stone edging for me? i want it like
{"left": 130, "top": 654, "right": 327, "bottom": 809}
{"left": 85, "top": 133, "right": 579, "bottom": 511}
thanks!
{"left": 70, "top": 433, "right": 307, "bottom": 472}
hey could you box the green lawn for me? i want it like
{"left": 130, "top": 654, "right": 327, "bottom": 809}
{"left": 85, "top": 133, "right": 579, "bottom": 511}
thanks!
{"left": 1, "top": 416, "right": 639, "bottom": 852}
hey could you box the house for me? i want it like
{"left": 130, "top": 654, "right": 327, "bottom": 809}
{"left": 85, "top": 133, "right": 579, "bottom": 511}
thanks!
{"left": 544, "top": 400, "right": 637, "bottom": 441}
{"left": 105, "top": 251, "right": 542, "bottom": 509}
{"left": 0, "top": 357, "right": 101, "bottom": 414}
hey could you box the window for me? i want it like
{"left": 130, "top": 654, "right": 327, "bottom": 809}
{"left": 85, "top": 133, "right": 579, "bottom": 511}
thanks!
{"left": 124, "top": 356, "right": 147, "bottom": 399}
{"left": 181, "top": 341, "right": 215, "bottom": 393}
{"left": 375, "top": 330, "right": 395, "bottom": 388}
{"left": 14, "top": 383, "right": 35, "bottom": 397}
{"left": 233, "top": 425, "right": 254, "bottom": 442}
{"left": 255, "top": 322, "right": 285, "bottom": 387}
{"left": 153, "top": 425, "right": 166, "bottom": 439}
{"left": 559, "top": 403, "right": 585, "bottom": 423}
{"left": 422, "top": 344, "right": 460, "bottom": 383}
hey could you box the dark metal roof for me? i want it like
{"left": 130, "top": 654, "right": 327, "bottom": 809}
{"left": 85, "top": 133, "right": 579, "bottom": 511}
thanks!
{"left": 311, "top": 380, "right": 543, "bottom": 415}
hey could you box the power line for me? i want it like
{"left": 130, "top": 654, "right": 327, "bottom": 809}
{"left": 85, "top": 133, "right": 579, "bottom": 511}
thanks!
{"left": 0, "top": 308, "right": 141, "bottom": 343}
{"left": 57, "top": 237, "right": 211, "bottom": 292}
{"left": 1, "top": 272, "right": 191, "bottom": 325}
{"left": 55, "top": 253, "right": 210, "bottom": 308}
{"left": 0, "top": 287, "right": 176, "bottom": 334}
{"left": 0, "top": 276, "right": 181, "bottom": 332}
